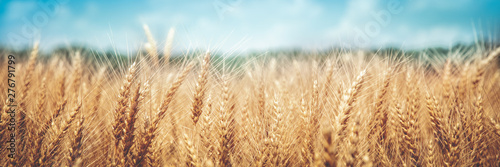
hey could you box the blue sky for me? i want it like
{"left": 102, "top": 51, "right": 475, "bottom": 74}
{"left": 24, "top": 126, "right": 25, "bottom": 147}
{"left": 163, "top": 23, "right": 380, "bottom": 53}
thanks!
{"left": 0, "top": 0, "right": 499, "bottom": 53}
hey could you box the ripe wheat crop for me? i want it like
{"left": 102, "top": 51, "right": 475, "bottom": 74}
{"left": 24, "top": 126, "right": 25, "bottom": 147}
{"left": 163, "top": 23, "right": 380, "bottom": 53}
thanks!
{"left": 1, "top": 29, "right": 499, "bottom": 167}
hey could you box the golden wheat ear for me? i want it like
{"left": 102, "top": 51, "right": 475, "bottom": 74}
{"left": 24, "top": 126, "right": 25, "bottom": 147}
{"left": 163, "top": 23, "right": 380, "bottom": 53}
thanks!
{"left": 367, "top": 68, "right": 392, "bottom": 166}
{"left": 122, "top": 82, "right": 143, "bottom": 166}
{"left": 136, "top": 62, "right": 194, "bottom": 166}
{"left": 471, "top": 95, "right": 486, "bottom": 166}
{"left": 71, "top": 51, "right": 82, "bottom": 95}
{"left": 183, "top": 133, "right": 199, "bottom": 167}
{"left": 111, "top": 62, "right": 137, "bottom": 166}
{"left": 309, "top": 80, "right": 321, "bottom": 166}
{"left": 199, "top": 93, "right": 216, "bottom": 164}
{"left": 16, "top": 42, "right": 40, "bottom": 166}
{"left": 336, "top": 70, "right": 367, "bottom": 140}
{"left": 489, "top": 118, "right": 500, "bottom": 138}
{"left": 163, "top": 27, "right": 175, "bottom": 65}
{"left": 143, "top": 24, "right": 159, "bottom": 68}
{"left": 404, "top": 74, "right": 421, "bottom": 166}
{"left": 191, "top": 51, "right": 211, "bottom": 125}
{"left": 217, "top": 75, "right": 236, "bottom": 167}
{"left": 68, "top": 116, "right": 85, "bottom": 166}
{"left": 41, "top": 102, "right": 82, "bottom": 166}
{"left": 299, "top": 94, "right": 312, "bottom": 166}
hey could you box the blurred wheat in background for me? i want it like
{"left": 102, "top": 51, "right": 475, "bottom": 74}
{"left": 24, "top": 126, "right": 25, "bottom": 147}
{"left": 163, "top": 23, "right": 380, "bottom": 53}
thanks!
{"left": 0, "top": 27, "right": 499, "bottom": 167}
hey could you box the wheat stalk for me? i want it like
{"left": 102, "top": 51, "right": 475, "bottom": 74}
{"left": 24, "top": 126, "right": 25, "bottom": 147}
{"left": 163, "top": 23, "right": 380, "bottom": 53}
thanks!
{"left": 163, "top": 27, "right": 175, "bottom": 65}
{"left": 143, "top": 24, "right": 159, "bottom": 67}
{"left": 41, "top": 102, "right": 82, "bottom": 166}
{"left": 136, "top": 62, "right": 194, "bottom": 166}
{"left": 191, "top": 51, "right": 211, "bottom": 125}
{"left": 68, "top": 116, "right": 85, "bottom": 166}
{"left": 3, "top": 41, "right": 500, "bottom": 167}
{"left": 336, "top": 70, "right": 367, "bottom": 140}
{"left": 111, "top": 62, "right": 137, "bottom": 166}
{"left": 217, "top": 75, "right": 236, "bottom": 167}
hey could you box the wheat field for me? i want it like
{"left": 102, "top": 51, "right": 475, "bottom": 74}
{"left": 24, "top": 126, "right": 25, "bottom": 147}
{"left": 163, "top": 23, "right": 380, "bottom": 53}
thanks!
{"left": 1, "top": 30, "right": 500, "bottom": 167}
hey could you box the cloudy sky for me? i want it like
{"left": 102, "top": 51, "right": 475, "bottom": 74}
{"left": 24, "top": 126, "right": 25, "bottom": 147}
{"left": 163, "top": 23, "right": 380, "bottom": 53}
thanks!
{"left": 0, "top": 0, "right": 499, "bottom": 53}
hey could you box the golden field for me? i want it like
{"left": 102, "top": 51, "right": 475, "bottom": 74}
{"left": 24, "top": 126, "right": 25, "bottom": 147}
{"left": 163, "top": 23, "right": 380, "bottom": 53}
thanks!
{"left": 1, "top": 34, "right": 500, "bottom": 166}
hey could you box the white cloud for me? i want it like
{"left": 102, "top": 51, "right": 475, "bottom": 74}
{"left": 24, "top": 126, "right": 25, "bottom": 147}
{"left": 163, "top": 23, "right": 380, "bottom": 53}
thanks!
{"left": 131, "top": 0, "right": 327, "bottom": 51}
{"left": 322, "top": 0, "right": 477, "bottom": 49}
{"left": 223, "top": 0, "right": 326, "bottom": 50}
{"left": 1, "top": 0, "right": 488, "bottom": 52}
{"left": 323, "top": 0, "right": 385, "bottom": 47}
